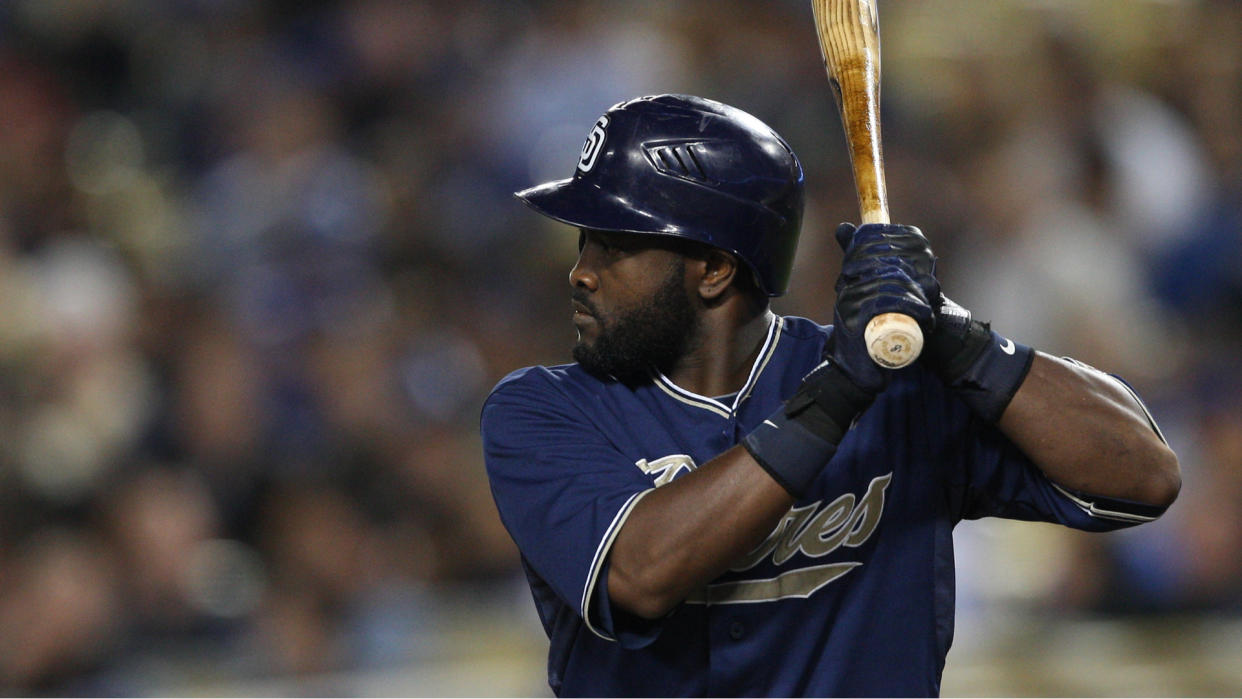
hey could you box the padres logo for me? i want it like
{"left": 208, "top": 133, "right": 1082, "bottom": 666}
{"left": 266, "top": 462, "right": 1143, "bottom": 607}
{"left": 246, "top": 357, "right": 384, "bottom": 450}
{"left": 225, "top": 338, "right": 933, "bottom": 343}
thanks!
{"left": 685, "top": 472, "right": 893, "bottom": 605}
{"left": 577, "top": 115, "right": 609, "bottom": 173}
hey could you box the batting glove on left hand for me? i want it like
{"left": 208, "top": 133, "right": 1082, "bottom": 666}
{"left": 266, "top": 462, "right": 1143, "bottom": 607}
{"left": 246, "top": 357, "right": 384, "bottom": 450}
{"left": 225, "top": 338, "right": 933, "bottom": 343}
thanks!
{"left": 741, "top": 223, "right": 934, "bottom": 498}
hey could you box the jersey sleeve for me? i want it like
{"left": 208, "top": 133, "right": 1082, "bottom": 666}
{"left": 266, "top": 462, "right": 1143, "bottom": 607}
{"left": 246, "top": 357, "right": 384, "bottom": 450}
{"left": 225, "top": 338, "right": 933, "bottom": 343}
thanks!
{"left": 480, "top": 368, "right": 658, "bottom": 645}
{"left": 938, "top": 363, "right": 1168, "bottom": 531}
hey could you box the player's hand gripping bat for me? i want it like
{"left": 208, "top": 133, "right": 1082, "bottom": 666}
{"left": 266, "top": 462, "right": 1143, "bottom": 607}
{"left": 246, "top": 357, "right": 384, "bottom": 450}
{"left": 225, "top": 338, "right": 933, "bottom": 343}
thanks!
{"left": 812, "top": 0, "right": 923, "bottom": 369}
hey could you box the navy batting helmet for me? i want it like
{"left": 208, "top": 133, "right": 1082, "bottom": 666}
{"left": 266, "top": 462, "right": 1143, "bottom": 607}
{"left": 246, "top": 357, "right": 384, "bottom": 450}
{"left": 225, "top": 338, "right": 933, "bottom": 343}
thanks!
{"left": 515, "top": 94, "right": 805, "bottom": 296}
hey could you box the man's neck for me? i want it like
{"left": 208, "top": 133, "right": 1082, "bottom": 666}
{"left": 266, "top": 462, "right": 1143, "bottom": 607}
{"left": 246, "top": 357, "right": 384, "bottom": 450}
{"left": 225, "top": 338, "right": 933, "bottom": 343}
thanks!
{"left": 666, "top": 308, "right": 775, "bottom": 399}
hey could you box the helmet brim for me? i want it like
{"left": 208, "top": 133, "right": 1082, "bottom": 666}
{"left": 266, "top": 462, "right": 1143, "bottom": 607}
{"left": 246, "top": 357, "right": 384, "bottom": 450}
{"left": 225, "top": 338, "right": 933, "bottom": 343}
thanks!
{"left": 515, "top": 178, "right": 685, "bottom": 240}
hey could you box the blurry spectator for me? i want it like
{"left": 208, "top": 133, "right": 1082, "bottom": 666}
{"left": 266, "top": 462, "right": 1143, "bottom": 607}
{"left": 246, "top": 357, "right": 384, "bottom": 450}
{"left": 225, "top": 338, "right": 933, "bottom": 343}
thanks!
{"left": 0, "top": 528, "right": 123, "bottom": 694}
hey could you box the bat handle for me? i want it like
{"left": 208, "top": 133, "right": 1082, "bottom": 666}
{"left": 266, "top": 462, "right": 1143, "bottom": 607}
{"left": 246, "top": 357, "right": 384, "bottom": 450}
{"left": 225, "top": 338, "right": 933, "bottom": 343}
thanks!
{"left": 865, "top": 313, "right": 922, "bottom": 369}
{"left": 859, "top": 207, "right": 924, "bottom": 370}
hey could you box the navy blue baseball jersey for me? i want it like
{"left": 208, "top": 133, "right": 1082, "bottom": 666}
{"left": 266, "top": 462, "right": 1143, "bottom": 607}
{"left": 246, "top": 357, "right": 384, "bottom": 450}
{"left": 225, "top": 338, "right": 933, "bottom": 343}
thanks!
{"left": 481, "top": 315, "right": 1162, "bottom": 697}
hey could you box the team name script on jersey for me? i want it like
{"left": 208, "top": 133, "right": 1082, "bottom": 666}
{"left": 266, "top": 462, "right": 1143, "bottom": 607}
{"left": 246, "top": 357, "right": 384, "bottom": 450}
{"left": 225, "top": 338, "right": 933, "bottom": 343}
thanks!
{"left": 635, "top": 455, "right": 892, "bottom": 604}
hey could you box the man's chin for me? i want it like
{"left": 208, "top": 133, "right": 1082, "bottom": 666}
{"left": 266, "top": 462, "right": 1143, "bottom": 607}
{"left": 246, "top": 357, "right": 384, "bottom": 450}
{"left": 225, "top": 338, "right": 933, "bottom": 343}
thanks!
{"left": 572, "top": 343, "right": 650, "bottom": 386}
{"left": 571, "top": 342, "right": 607, "bottom": 378}
{"left": 571, "top": 339, "right": 593, "bottom": 364}
{"left": 569, "top": 267, "right": 694, "bottom": 387}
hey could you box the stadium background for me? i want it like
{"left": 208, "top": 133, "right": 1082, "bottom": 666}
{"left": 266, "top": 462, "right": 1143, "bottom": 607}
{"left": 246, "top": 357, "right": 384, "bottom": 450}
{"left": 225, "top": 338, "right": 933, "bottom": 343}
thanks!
{"left": 0, "top": 0, "right": 1238, "bottom": 694}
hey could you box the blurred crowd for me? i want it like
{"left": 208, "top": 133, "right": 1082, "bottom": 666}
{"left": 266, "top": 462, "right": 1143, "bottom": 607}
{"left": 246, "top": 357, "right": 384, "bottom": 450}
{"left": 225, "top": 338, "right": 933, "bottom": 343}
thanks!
{"left": 0, "top": 0, "right": 1237, "bottom": 694}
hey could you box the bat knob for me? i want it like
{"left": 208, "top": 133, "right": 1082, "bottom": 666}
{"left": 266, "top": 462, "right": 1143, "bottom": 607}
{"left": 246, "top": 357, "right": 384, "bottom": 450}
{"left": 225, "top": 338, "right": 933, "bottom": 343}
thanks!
{"left": 864, "top": 312, "right": 923, "bottom": 369}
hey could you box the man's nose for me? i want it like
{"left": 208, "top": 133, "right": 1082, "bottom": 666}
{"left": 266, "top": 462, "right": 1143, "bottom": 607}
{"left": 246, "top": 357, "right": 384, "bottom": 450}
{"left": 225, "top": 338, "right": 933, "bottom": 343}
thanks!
{"left": 569, "top": 253, "right": 598, "bottom": 291}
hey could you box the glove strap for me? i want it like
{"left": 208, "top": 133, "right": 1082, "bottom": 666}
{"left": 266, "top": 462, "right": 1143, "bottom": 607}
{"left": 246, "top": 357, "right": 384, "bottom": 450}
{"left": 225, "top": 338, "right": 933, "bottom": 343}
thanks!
{"left": 929, "top": 306, "right": 1034, "bottom": 422}
{"left": 743, "top": 361, "right": 875, "bottom": 498}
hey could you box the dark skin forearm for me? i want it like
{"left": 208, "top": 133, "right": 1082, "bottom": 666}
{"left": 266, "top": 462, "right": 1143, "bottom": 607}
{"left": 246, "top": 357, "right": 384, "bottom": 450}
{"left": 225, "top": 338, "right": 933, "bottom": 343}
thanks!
{"left": 997, "top": 352, "right": 1180, "bottom": 506}
{"left": 607, "top": 445, "right": 793, "bottom": 619}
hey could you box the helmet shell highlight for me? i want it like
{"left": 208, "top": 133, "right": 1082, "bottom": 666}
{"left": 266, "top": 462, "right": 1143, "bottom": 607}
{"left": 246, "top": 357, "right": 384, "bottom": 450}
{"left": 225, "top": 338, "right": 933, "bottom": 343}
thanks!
{"left": 516, "top": 94, "right": 805, "bottom": 296}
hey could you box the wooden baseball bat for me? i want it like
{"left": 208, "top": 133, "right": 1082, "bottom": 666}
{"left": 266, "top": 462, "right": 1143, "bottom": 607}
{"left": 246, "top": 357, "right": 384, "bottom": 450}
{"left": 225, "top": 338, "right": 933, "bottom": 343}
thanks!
{"left": 812, "top": 0, "right": 923, "bottom": 369}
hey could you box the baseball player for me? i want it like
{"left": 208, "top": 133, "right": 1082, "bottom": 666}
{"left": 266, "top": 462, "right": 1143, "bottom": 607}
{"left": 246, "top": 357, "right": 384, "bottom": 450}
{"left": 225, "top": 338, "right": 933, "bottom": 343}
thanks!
{"left": 481, "top": 94, "right": 1179, "bottom": 697}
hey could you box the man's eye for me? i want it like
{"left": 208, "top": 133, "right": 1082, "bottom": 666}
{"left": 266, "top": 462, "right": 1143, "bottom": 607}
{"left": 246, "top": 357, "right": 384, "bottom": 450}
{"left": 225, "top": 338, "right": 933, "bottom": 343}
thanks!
{"left": 582, "top": 232, "right": 631, "bottom": 256}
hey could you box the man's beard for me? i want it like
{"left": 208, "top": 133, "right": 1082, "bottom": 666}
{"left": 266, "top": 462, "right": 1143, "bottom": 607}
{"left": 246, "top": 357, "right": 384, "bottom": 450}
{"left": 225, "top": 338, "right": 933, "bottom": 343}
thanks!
{"left": 572, "top": 262, "right": 699, "bottom": 387}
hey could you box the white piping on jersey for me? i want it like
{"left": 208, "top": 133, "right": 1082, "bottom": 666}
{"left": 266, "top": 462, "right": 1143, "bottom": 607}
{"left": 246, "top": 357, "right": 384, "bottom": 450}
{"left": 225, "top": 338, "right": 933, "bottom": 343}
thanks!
{"left": 581, "top": 487, "right": 655, "bottom": 641}
{"left": 1043, "top": 360, "right": 1167, "bottom": 526}
{"left": 1046, "top": 358, "right": 1167, "bottom": 524}
{"left": 1062, "top": 356, "right": 1169, "bottom": 446}
{"left": 1050, "top": 483, "right": 1160, "bottom": 524}
{"left": 652, "top": 314, "right": 784, "bottom": 419}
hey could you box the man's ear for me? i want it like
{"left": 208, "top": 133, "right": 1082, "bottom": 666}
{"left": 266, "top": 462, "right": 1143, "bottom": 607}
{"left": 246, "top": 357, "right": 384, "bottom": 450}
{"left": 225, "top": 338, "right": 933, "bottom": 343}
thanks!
{"left": 698, "top": 249, "right": 739, "bottom": 301}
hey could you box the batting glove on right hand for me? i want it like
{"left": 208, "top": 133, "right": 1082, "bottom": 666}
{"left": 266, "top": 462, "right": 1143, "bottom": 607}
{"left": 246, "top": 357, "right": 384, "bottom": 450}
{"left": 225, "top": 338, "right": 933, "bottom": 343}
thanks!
{"left": 829, "top": 222, "right": 936, "bottom": 394}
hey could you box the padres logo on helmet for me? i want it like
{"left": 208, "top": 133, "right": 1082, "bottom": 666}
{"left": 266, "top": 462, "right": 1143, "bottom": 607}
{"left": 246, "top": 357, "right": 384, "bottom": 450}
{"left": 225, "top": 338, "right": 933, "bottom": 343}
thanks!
{"left": 577, "top": 115, "right": 609, "bottom": 173}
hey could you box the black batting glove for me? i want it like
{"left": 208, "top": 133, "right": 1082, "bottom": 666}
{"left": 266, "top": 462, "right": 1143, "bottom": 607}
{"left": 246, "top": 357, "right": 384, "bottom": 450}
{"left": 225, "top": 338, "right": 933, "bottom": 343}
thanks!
{"left": 832, "top": 222, "right": 938, "bottom": 298}
{"left": 742, "top": 223, "right": 935, "bottom": 498}
{"left": 827, "top": 222, "right": 1033, "bottom": 423}
{"left": 829, "top": 222, "right": 937, "bottom": 393}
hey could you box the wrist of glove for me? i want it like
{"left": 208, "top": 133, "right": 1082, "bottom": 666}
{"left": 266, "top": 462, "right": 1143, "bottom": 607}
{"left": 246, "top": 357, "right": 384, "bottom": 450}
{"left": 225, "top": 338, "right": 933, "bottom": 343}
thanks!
{"left": 743, "top": 359, "right": 876, "bottom": 498}
{"left": 925, "top": 295, "right": 1034, "bottom": 423}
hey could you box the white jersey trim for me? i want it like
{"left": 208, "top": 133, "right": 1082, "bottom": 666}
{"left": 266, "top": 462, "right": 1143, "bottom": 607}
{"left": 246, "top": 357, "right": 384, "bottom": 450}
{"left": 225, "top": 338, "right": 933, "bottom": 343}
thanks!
{"left": 652, "top": 314, "right": 784, "bottom": 418}
{"left": 1048, "top": 358, "right": 1168, "bottom": 524}
{"left": 735, "top": 315, "right": 784, "bottom": 407}
{"left": 1062, "top": 357, "right": 1169, "bottom": 445}
{"left": 581, "top": 487, "right": 655, "bottom": 641}
{"left": 1051, "top": 483, "right": 1161, "bottom": 524}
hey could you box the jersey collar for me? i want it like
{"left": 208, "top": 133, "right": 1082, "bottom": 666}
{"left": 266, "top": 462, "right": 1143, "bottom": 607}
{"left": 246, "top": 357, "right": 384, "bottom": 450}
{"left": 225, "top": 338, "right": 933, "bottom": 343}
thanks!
{"left": 652, "top": 314, "right": 784, "bottom": 419}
